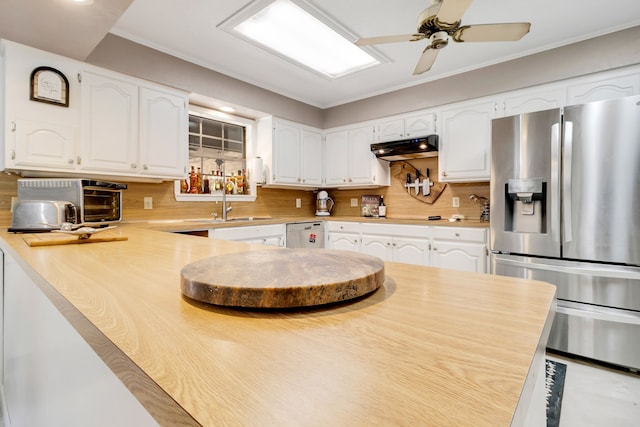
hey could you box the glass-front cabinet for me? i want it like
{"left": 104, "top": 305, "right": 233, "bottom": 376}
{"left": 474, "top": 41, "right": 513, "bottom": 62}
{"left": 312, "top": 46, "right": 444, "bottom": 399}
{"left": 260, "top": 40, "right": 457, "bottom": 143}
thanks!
{"left": 175, "top": 109, "right": 256, "bottom": 201}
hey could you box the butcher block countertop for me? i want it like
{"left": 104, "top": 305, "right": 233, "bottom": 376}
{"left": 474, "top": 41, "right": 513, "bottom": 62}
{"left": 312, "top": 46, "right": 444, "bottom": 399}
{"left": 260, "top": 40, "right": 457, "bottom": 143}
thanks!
{"left": 0, "top": 225, "right": 555, "bottom": 426}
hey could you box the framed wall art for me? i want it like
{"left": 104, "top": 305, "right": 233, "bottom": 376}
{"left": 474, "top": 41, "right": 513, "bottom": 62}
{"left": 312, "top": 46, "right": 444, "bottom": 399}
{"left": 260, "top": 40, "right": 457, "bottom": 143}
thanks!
{"left": 30, "top": 66, "right": 69, "bottom": 107}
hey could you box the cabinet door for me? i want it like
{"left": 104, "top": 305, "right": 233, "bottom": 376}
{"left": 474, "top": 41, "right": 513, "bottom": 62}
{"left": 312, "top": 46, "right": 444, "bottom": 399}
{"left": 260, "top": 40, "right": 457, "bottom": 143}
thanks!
{"left": 501, "top": 87, "right": 566, "bottom": 116}
{"left": 439, "top": 100, "right": 494, "bottom": 182}
{"left": 404, "top": 113, "right": 437, "bottom": 138}
{"left": 566, "top": 73, "right": 640, "bottom": 105}
{"left": 12, "top": 119, "right": 77, "bottom": 169}
{"left": 272, "top": 120, "right": 301, "bottom": 184}
{"left": 361, "top": 235, "right": 393, "bottom": 261}
{"left": 301, "top": 129, "right": 323, "bottom": 186}
{"left": 377, "top": 118, "right": 405, "bottom": 142}
{"left": 80, "top": 70, "right": 138, "bottom": 173}
{"left": 328, "top": 232, "right": 360, "bottom": 252}
{"left": 139, "top": 86, "right": 188, "bottom": 178}
{"left": 347, "top": 125, "right": 375, "bottom": 184}
{"left": 394, "top": 237, "right": 430, "bottom": 266}
{"left": 431, "top": 241, "right": 486, "bottom": 273}
{"left": 324, "top": 131, "right": 349, "bottom": 186}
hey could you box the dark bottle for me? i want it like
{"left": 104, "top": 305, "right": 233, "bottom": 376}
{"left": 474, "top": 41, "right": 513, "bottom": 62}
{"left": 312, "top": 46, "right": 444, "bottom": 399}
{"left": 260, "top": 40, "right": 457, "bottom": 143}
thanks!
{"left": 378, "top": 196, "right": 386, "bottom": 218}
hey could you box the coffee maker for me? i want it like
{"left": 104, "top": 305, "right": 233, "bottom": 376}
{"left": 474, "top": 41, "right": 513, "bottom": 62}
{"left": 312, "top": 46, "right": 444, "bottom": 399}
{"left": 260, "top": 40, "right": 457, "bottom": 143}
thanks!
{"left": 315, "top": 191, "right": 334, "bottom": 216}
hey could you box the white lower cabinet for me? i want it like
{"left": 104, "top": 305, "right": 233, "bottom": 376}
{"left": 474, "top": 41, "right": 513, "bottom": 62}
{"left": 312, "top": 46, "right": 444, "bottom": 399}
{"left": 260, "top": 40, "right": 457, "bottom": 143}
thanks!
{"left": 360, "top": 224, "right": 430, "bottom": 265}
{"left": 430, "top": 227, "right": 488, "bottom": 274}
{"left": 328, "top": 221, "right": 488, "bottom": 273}
{"left": 2, "top": 250, "right": 157, "bottom": 426}
{"left": 327, "top": 221, "right": 362, "bottom": 252}
{"left": 209, "top": 224, "right": 286, "bottom": 247}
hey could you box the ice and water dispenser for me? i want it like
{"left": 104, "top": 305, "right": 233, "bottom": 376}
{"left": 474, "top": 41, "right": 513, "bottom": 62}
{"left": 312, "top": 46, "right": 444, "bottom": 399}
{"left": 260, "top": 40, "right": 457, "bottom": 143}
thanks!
{"left": 504, "top": 177, "right": 546, "bottom": 234}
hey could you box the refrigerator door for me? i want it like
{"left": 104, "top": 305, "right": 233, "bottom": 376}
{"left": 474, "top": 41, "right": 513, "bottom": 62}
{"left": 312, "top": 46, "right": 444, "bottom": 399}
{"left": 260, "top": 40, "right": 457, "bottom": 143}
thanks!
{"left": 490, "top": 108, "right": 561, "bottom": 257}
{"left": 562, "top": 95, "right": 640, "bottom": 266}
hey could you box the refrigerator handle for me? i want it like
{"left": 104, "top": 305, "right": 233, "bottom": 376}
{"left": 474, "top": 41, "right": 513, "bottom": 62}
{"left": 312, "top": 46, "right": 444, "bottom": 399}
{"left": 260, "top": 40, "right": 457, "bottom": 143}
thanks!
{"left": 551, "top": 122, "right": 561, "bottom": 243}
{"left": 562, "top": 121, "right": 573, "bottom": 243}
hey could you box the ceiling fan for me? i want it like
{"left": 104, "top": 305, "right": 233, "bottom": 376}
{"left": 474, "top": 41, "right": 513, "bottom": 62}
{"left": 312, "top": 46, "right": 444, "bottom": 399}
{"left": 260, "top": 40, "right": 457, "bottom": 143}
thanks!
{"left": 355, "top": 0, "right": 531, "bottom": 75}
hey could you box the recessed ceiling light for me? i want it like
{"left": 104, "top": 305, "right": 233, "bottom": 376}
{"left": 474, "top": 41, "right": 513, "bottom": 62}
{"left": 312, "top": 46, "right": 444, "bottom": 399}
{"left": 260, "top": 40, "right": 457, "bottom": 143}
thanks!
{"left": 71, "top": 0, "right": 94, "bottom": 4}
{"left": 220, "top": 0, "right": 383, "bottom": 78}
{"left": 219, "top": 106, "right": 236, "bottom": 113}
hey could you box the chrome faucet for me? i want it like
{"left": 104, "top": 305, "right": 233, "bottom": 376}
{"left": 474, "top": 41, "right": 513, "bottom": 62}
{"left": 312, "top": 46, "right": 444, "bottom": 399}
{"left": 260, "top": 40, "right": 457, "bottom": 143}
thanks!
{"left": 216, "top": 158, "right": 232, "bottom": 221}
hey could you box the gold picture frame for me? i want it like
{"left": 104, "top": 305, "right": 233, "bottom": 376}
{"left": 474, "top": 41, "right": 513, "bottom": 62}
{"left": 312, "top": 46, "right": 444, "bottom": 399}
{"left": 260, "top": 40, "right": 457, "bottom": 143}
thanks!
{"left": 30, "top": 66, "right": 69, "bottom": 107}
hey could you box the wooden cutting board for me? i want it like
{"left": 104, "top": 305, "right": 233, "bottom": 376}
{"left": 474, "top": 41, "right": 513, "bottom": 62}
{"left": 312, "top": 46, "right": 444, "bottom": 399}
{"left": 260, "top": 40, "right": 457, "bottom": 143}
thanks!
{"left": 22, "top": 232, "right": 128, "bottom": 247}
{"left": 181, "top": 248, "right": 385, "bottom": 308}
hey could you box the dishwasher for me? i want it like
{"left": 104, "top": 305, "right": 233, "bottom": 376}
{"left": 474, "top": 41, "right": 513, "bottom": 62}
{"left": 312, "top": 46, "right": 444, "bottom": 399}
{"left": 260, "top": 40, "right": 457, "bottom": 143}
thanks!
{"left": 286, "top": 221, "right": 325, "bottom": 248}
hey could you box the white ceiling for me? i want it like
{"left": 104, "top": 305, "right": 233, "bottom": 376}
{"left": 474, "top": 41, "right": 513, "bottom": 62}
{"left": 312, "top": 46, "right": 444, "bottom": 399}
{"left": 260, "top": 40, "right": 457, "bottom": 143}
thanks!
{"left": 2, "top": 0, "right": 640, "bottom": 110}
{"left": 110, "top": 0, "right": 640, "bottom": 108}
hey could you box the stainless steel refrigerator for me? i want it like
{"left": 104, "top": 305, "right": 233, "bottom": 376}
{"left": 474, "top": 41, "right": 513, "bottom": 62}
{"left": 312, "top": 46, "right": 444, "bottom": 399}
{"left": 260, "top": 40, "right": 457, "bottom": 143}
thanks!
{"left": 490, "top": 95, "right": 640, "bottom": 370}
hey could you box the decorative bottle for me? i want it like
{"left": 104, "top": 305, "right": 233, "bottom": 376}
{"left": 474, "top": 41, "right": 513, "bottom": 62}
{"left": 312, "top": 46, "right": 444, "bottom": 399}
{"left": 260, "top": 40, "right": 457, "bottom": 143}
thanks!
{"left": 378, "top": 196, "right": 386, "bottom": 218}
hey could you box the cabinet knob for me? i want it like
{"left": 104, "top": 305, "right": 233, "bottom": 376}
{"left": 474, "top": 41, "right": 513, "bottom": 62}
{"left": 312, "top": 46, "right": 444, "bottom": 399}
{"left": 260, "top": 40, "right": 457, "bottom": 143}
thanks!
{"left": 455, "top": 233, "right": 460, "bottom": 237}
{"left": 10, "top": 150, "right": 15, "bottom": 160}
{"left": 442, "top": 171, "right": 448, "bottom": 177}
{"left": 433, "top": 247, "right": 437, "bottom": 251}
{"left": 68, "top": 158, "right": 74, "bottom": 164}
{"left": 131, "top": 163, "right": 137, "bottom": 169}
{"left": 143, "top": 164, "right": 148, "bottom": 170}
{"left": 77, "top": 156, "right": 81, "bottom": 165}
{"left": 11, "top": 121, "right": 16, "bottom": 132}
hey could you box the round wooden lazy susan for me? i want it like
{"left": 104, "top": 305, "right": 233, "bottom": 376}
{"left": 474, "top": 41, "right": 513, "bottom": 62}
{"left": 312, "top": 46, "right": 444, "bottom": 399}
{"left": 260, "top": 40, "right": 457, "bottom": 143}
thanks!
{"left": 180, "top": 248, "right": 385, "bottom": 308}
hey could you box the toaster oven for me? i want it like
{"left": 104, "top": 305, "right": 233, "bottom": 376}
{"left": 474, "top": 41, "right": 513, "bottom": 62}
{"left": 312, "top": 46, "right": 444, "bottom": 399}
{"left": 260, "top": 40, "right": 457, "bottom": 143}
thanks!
{"left": 15, "top": 178, "right": 127, "bottom": 227}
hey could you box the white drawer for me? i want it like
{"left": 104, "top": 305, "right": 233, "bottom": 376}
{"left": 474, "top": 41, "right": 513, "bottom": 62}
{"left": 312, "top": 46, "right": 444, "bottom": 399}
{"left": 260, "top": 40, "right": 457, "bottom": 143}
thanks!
{"left": 213, "top": 224, "right": 285, "bottom": 241}
{"left": 327, "top": 221, "right": 362, "bottom": 233}
{"left": 432, "top": 226, "right": 487, "bottom": 243}
{"left": 361, "top": 223, "right": 430, "bottom": 237}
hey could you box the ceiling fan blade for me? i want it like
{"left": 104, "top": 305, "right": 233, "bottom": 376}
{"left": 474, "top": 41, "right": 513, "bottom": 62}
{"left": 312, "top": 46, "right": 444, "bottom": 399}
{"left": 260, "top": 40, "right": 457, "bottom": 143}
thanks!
{"left": 355, "top": 34, "right": 425, "bottom": 46}
{"left": 453, "top": 23, "right": 531, "bottom": 42}
{"left": 413, "top": 47, "right": 440, "bottom": 75}
{"left": 435, "top": 0, "right": 473, "bottom": 25}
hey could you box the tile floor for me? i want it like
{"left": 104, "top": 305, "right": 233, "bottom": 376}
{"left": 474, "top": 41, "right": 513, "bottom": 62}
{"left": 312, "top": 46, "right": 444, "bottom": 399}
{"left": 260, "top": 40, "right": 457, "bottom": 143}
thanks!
{"left": 546, "top": 352, "right": 640, "bottom": 427}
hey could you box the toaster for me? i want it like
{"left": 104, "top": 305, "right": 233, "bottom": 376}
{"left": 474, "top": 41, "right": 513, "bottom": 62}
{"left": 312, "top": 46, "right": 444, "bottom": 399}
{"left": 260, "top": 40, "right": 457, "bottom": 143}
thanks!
{"left": 9, "top": 200, "right": 78, "bottom": 233}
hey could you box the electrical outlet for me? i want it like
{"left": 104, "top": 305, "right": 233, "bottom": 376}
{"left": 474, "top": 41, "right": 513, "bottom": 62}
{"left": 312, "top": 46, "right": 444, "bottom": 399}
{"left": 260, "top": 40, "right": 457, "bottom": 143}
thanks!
{"left": 351, "top": 198, "right": 358, "bottom": 207}
{"left": 10, "top": 197, "right": 17, "bottom": 213}
{"left": 144, "top": 197, "right": 153, "bottom": 209}
{"left": 296, "top": 198, "right": 301, "bottom": 208}
{"left": 452, "top": 197, "right": 460, "bottom": 208}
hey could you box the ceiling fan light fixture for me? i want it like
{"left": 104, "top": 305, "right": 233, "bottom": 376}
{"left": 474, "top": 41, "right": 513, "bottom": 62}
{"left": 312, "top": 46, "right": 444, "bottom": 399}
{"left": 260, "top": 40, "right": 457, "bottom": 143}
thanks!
{"left": 222, "top": 0, "right": 382, "bottom": 78}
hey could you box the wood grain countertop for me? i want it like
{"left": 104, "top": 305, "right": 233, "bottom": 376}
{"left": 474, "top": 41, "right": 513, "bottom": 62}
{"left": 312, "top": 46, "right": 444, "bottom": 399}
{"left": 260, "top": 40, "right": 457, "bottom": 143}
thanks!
{"left": 0, "top": 225, "right": 554, "bottom": 426}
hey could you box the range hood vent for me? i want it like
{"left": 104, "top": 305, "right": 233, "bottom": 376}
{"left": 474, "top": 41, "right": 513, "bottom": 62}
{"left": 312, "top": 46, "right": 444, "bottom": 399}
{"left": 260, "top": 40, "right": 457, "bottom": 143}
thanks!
{"left": 370, "top": 135, "right": 438, "bottom": 161}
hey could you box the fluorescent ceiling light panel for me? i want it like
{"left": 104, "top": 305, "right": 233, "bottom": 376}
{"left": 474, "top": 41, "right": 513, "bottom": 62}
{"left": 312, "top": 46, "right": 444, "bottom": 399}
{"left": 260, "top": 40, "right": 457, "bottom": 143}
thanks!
{"left": 227, "top": 0, "right": 380, "bottom": 78}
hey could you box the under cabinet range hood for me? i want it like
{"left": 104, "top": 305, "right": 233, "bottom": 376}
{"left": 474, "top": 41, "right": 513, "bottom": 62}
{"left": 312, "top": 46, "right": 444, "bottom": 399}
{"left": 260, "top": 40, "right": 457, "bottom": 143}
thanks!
{"left": 370, "top": 135, "right": 439, "bottom": 161}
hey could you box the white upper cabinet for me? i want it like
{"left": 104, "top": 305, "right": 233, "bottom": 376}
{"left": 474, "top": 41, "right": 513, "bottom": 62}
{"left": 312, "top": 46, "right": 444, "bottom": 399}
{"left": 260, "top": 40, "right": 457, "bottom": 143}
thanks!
{"left": 439, "top": 99, "right": 494, "bottom": 182}
{"left": 80, "top": 70, "right": 139, "bottom": 174}
{"left": 324, "top": 124, "right": 389, "bottom": 188}
{"left": 498, "top": 86, "right": 567, "bottom": 117}
{"left": 376, "top": 111, "right": 437, "bottom": 142}
{"left": 258, "top": 117, "right": 324, "bottom": 188}
{"left": 139, "top": 86, "right": 188, "bottom": 178}
{"left": 566, "top": 71, "right": 640, "bottom": 105}
{"left": 1, "top": 39, "right": 188, "bottom": 180}
{"left": 2, "top": 40, "right": 81, "bottom": 172}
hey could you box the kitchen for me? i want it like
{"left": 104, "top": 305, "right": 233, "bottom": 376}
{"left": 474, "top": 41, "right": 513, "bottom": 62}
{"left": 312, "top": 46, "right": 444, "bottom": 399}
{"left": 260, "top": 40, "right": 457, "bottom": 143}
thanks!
{"left": 1, "top": 0, "right": 640, "bottom": 426}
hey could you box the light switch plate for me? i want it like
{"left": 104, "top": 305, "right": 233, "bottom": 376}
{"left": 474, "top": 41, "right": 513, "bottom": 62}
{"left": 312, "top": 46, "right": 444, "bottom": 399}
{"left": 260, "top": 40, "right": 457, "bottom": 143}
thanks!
{"left": 144, "top": 197, "right": 153, "bottom": 209}
{"left": 296, "top": 198, "right": 301, "bottom": 208}
{"left": 452, "top": 197, "right": 460, "bottom": 208}
{"left": 351, "top": 198, "right": 358, "bottom": 207}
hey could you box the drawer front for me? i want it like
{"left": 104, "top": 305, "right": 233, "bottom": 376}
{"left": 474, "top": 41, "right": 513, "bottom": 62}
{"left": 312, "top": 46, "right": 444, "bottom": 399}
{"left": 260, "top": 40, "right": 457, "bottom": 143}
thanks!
{"left": 213, "top": 224, "right": 285, "bottom": 241}
{"left": 327, "top": 221, "right": 362, "bottom": 233}
{"left": 361, "top": 223, "right": 430, "bottom": 237}
{"left": 432, "top": 226, "right": 486, "bottom": 242}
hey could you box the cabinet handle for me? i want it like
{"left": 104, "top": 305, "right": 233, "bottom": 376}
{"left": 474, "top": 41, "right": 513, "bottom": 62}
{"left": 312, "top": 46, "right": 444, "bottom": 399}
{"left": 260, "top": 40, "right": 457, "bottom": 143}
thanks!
{"left": 442, "top": 171, "right": 448, "bottom": 177}
{"left": 386, "top": 242, "right": 391, "bottom": 246}
{"left": 77, "top": 156, "right": 81, "bottom": 165}
{"left": 68, "top": 158, "right": 74, "bottom": 164}
{"left": 11, "top": 121, "right": 16, "bottom": 132}
{"left": 77, "top": 73, "right": 82, "bottom": 83}
{"left": 143, "top": 164, "right": 148, "bottom": 170}
{"left": 10, "top": 150, "right": 15, "bottom": 160}
{"left": 433, "top": 247, "right": 437, "bottom": 251}
{"left": 455, "top": 233, "right": 460, "bottom": 237}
